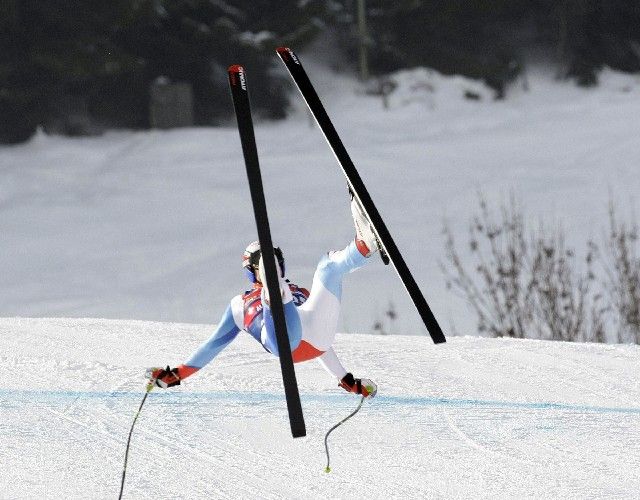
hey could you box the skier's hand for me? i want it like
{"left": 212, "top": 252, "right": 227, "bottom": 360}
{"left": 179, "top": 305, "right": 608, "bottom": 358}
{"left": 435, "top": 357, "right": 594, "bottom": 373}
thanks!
{"left": 147, "top": 366, "right": 181, "bottom": 388}
{"left": 339, "top": 373, "right": 377, "bottom": 398}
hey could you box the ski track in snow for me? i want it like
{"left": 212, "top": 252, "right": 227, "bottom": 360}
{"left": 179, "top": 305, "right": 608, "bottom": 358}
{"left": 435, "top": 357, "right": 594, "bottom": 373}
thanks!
{"left": 1, "top": 318, "right": 640, "bottom": 499}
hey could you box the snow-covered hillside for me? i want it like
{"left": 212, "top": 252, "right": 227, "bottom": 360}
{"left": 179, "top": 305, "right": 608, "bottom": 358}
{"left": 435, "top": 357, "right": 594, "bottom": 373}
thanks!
{"left": 1, "top": 318, "right": 639, "bottom": 498}
{"left": 1, "top": 64, "right": 639, "bottom": 336}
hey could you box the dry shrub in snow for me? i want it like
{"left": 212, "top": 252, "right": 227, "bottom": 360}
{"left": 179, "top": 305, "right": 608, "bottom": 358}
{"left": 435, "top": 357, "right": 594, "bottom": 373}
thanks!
{"left": 590, "top": 203, "right": 640, "bottom": 344}
{"left": 442, "top": 195, "right": 607, "bottom": 343}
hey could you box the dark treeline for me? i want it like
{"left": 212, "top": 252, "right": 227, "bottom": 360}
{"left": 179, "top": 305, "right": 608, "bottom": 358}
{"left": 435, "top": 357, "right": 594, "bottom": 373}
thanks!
{"left": 342, "top": 0, "right": 640, "bottom": 94}
{"left": 1, "top": 0, "right": 639, "bottom": 143}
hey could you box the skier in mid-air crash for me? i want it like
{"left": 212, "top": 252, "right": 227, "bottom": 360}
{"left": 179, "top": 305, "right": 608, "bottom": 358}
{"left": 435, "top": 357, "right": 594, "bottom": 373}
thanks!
{"left": 150, "top": 194, "right": 378, "bottom": 398}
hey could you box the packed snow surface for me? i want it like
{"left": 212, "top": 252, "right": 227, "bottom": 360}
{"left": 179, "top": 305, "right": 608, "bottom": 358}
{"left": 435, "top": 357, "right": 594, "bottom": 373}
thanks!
{"left": 1, "top": 65, "right": 639, "bottom": 335}
{"left": 1, "top": 317, "right": 639, "bottom": 498}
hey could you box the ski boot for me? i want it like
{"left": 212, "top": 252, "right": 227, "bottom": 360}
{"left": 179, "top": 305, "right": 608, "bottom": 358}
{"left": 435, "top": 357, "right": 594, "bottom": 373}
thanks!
{"left": 350, "top": 188, "right": 389, "bottom": 264}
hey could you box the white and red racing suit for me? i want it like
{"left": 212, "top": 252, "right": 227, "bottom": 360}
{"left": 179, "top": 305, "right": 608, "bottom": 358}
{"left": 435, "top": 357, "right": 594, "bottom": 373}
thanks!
{"left": 173, "top": 240, "right": 368, "bottom": 381}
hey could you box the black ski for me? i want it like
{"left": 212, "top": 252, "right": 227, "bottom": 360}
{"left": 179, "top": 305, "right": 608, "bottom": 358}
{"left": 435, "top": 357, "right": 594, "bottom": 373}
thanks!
{"left": 228, "top": 64, "right": 306, "bottom": 437}
{"left": 276, "top": 47, "right": 446, "bottom": 345}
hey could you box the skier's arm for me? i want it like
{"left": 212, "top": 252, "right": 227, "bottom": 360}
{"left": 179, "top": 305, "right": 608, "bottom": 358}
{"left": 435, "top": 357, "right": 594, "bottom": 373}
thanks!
{"left": 175, "top": 298, "right": 242, "bottom": 380}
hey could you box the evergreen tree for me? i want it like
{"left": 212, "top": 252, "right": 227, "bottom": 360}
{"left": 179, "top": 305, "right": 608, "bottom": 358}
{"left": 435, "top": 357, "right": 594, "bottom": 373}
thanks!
{"left": 534, "top": 0, "right": 640, "bottom": 85}
{"left": 330, "top": 1, "right": 522, "bottom": 96}
{"left": 0, "top": 0, "right": 326, "bottom": 142}
{"left": 330, "top": 0, "right": 640, "bottom": 92}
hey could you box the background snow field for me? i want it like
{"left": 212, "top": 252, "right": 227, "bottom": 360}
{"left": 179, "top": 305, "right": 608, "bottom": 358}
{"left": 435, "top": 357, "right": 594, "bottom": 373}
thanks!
{"left": 1, "top": 318, "right": 639, "bottom": 498}
{"left": 0, "top": 67, "right": 639, "bottom": 335}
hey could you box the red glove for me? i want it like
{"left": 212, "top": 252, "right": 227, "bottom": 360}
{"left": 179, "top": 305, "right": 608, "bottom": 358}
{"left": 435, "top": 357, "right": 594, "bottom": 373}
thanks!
{"left": 149, "top": 366, "right": 181, "bottom": 388}
{"left": 339, "top": 372, "right": 377, "bottom": 398}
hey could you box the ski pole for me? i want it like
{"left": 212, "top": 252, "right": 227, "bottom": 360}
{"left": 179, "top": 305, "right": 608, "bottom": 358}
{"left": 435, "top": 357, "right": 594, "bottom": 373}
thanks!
{"left": 324, "top": 395, "right": 366, "bottom": 473}
{"left": 118, "top": 377, "right": 155, "bottom": 500}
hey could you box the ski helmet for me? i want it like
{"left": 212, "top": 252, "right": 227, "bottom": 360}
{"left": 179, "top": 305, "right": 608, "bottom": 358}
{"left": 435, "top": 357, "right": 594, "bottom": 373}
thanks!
{"left": 242, "top": 241, "right": 285, "bottom": 283}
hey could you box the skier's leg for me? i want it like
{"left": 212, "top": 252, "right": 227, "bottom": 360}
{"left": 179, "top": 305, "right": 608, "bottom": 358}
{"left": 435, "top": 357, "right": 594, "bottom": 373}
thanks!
{"left": 297, "top": 239, "right": 368, "bottom": 352}
{"left": 316, "top": 347, "right": 348, "bottom": 379}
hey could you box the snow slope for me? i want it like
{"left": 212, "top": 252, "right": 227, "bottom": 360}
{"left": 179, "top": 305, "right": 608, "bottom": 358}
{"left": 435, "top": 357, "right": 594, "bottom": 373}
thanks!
{"left": 2, "top": 318, "right": 639, "bottom": 498}
{"left": 1, "top": 65, "right": 639, "bottom": 336}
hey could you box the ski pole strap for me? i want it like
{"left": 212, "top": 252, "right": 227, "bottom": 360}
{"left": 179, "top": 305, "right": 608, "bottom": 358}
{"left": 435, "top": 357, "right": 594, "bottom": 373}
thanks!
{"left": 118, "top": 379, "right": 155, "bottom": 500}
{"left": 324, "top": 395, "right": 366, "bottom": 473}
